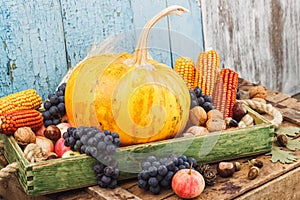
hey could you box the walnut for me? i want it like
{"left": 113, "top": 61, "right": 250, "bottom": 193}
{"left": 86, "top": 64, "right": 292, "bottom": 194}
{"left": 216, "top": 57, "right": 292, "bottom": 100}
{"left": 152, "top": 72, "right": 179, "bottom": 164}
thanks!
{"left": 14, "top": 127, "right": 36, "bottom": 146}
{"left": 249, "top": 86, "right": 267, "bottom": 99}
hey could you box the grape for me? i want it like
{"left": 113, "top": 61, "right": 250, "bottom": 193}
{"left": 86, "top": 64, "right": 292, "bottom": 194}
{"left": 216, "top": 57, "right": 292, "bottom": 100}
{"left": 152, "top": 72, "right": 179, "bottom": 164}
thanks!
{"left": 55, "top": 90, "right": 64, "bottom": 97}
{"left": 194, "top": 86, "right": 202, "bottom": 98}
{"left": 58, "top": 96, "right": 64, "bottom": 103}
{"left": 101, "top": 175, "right": 111, "bottom": 186}
{"left": 42, "top": 111, "right": 51, "bottom": 120}
{"left": 106, "top": 144, "right": 116, "bottom": 154}
{"left": 88, "top": 137, "right": 98, "bottom": 147}
{"left": 104, "top": 166, "right": 115, "bottom": 177}
{"left": 198, "top": 97, "right": 205, "bottom": 106}
{"left": 111, "top": 132, "right": 119, "bottom": 138}
{"left": 104, "top": 130, "right": 111, "bottom": 135}
{"left": 152, "top": 161, "right": 161, "bottom": 168}
{"left": 80, "top": 145, "right": 86, "bottom": 154}
{"left": 158, "top": 165, "right": 168, "bottom": 176}
{"left": 148, "top": 166, "right": 158, "bottom": 177}
{"left": 52, "top": 118, "right": 61, "bottom": 125}
{"left": 178, "top": 155, "right": 187, "bottom": 162}
{"left": 160, "top": 179, "right": 169, "bottom": 187}
{"left": 43, "top": 101, "right": 52, "bottom": 110}
{"left": 48, "top": 93, "right": 55, "bottom": 100}
{"left": 159, "top": 157, "right": 168, "bottom": 164}
{"left": 149, "top": 185, "right": 161, "bottom": 195}
{"left": 44, "top": 119, "right": 53, "bottom": 127}
{"left": 178, "top": 164, "right": 186, "bottom": 170}
{"left": 188, "top": 157, "right": 198, "bottom": 167}
{"left": 178, "top": 158, "right": 184, "bottom": 165}
{"left": 80, "top": 135, "right": 89, "bottom": 144}
{"left": 140, "top": 170, "right": 150, "bottom": 180}
{"left": 62, "top": 131, "right": 69, "bottom": 139}
{"left": 142, "top": 161, "right": 151, "bottom": 170}
{"left": 138, "top": 179, "right": 148, "bottom": 190}
{"left": 112, "top": 168, "right": 120, "bottom": 179}
{"left": 190, "top": 99, "right": 199, "bottom": 109}
{"left": 113, "top": 138, "right": 121, "bottom": 147}
{"left": 184, "top": 161, "right": 190, "bottom": 168}
{"left": 57, "top": 102, "right": 66, "bottom": 114}
{"left": 165, "top": 160, "right": 175, "bottom": 171}
{"left": 58, "top": 83, "right": 66, "bottom": 92}
{"left": 97, "top": 141, "right": 106, "bottom": 151}
{"left": 49, "top": 95, "right": 59, "bottom": 105}
{"left": 203, "top": 95, "right": 212, "bottom": 103}
{"left": 98, "top": 180, "right": 107, "bottom": 188}
{"left": 104, "top": 135, "right": 113, "bottom": 145}
{"left": 202, "top": 102, "right": 214, "bottom": 112}
{"left": 94, "top": 164, "right": 105, "bottom": 174}
{"left": 164, "top": 171, "right": 174, "bottom": 181}
{"left": 147, "top": 155, "right": 157, "bottom": 163}
{"left": 49, "top": 106, "right": 59, "bottom": 116}
{"left": 95, "top": 132, "right": 105, "bottom": 141}
{"left": 148, "top": 177, "right": 158, "bottom": 187}
{"left": 108, "top": 179, "right": 117, "bottom": 189}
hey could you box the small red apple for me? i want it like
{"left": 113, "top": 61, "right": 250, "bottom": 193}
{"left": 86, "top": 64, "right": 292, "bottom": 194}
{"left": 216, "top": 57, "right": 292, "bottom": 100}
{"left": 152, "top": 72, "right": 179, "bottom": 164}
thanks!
{"left": 172, "top": 165, "right": 205, "bottom": 199}
{"left": 35, "top": 136, "right": 54, "bottom": 153}
{"left": 56, "top": 122, "right": 72, "bottom": 136}
{"left": 55, "top": 137, "right": 71, "bottom": 158}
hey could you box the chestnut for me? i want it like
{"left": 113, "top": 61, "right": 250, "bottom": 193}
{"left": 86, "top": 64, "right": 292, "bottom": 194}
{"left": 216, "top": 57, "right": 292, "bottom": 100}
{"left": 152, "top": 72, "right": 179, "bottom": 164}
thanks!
{"left": 277, "top": 134, "right": 288, "bottom": 147}
{"left": 232, "top": 102, "right": 247, "bottom": 122}
{"left": 216, "top": 162, "right": 235, "bottom": 178}
{"left": 44, "top": 125, "right": 61, "bottom": 142}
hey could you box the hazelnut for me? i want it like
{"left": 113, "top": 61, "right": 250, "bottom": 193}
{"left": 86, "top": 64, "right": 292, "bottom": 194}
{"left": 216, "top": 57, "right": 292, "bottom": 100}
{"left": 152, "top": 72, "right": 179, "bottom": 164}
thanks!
{"left": 225, "top": 118, "right": 239, "bottom": 127}
{"left": 217, "top": 162, "right": 235, "bottom": 178}
{"left": 207, "top": 109, "right": 223, "bottom": 120}
{"left": 277, "top": 134, "right": 288, "bottom": 147}
{"left": 233, "top": 102, "right": 247, "bottom": 122}
{"left": 189, "top": 106, "right": 207, "bottom": 126}
{"left": 44, "top": 125, "right": 61, "bottom": 141}
{"left": 248, "top": 166, "right": 259, "bottom": 180}
{"left": 249, "top": 86, "right": 267, "bottom": 99}
{"left": 234, "top": 161, "right": 241, "bottom": 171}
{"left": 206, "top": 118, "right": 226, "bottom": 132}
{"left": 186, "top": 126, "right": 208, "bottom": 136}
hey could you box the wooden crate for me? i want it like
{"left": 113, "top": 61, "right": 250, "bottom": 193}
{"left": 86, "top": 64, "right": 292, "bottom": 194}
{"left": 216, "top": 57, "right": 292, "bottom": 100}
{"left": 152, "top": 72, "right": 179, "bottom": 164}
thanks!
{"left": 0, "top": 107, "right": 274, "bottom": 196}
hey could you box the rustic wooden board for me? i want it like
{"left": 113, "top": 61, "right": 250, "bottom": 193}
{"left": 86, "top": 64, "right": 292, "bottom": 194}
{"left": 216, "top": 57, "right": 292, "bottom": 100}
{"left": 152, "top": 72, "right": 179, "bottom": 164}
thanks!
{"left": 200, "top": 0, "right": 300, "bottom": 96}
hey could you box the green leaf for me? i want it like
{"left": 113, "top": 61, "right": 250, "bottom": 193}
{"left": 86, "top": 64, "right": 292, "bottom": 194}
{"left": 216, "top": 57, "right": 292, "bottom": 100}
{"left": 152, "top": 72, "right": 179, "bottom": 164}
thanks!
{"left": 275, "top": 126, "right": 300, "bottom": 137}
{"left": 286, "top": 137, "right": 300, "bottom": 151}
{"left": 266, "top": 146, "right": 298, "bottom": 164}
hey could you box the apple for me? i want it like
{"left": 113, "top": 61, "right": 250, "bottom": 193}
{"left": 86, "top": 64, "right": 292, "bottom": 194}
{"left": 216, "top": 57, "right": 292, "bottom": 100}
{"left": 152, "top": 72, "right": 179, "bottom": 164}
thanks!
{"left": 35, "top": 136, "right": 54, "bottom": 153}
{"left": 172, "top": 167, "right": 205, "bottom": 199}
{"left": 55, "top": 137, "right": 71, "bottom": 158}
{"left": 62, "top": 150, "right": 81, "bottom": 158}
{"left": 56, "top": 122, "right": 72, "bottom": 136}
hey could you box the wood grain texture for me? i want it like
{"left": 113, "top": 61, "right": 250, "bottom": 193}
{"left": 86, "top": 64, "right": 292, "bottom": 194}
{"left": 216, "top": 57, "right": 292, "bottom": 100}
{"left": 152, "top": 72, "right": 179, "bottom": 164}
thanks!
{"left": 200, "top": 0, "right": 300, "bottom": 96}
{"left": 0, "top": 0, "right": 68, "bottom": 99}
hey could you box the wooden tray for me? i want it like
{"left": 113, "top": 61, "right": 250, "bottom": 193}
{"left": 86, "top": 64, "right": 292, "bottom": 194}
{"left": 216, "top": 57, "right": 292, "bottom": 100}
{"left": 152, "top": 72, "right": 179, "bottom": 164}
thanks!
{"left": 0, "top": 107, "right": 274, "bottom": 196}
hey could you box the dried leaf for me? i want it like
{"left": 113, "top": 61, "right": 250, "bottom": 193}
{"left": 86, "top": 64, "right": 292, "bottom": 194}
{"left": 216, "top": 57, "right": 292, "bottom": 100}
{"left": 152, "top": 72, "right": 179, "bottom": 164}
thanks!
{"left": 286, "top": 137, "right": 300, "bottom": 151}
{"left": 275, "top": 126, "right": 300, "bottom": 137}
{"left": 266, "top": 146, "right": 298, "bottom": 164}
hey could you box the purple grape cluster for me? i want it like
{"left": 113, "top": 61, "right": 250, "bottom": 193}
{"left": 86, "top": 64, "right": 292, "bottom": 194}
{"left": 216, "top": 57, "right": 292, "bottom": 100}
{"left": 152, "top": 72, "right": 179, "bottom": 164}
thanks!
{"left": 42, "top": 83, "right": 66, "bottom": 126}
{"left": 62, "top": 126, "right": 121, "bottom": 188}
{"left": 190, "top": 86, "right": 214, "bottom": 112}
{"left": 137, "top": 154, "right": 197, "bottom": 194}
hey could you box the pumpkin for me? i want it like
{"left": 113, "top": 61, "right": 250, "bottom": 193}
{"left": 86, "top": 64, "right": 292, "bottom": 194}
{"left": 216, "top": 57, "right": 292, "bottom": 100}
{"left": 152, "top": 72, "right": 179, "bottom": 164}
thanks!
{"left": 65, "top": 5, "right": 190, "bottom": 146}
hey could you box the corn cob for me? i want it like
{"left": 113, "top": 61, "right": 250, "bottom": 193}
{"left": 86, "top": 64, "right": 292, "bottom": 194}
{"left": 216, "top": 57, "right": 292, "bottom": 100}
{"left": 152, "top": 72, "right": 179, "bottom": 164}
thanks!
{"left": 174, "top": 57, "right": 196, "bottom": 89}
{"left": 194, "top": 50, "right": 220, "bottom": 96}
{"left": 0, "top": 89, "right": 42, "bottom": 114}
{"left": 212, "top": 68, "right": 239, "bottom": 118}
{"left": 0, "top": 109, "right": 43, "bottom": 135}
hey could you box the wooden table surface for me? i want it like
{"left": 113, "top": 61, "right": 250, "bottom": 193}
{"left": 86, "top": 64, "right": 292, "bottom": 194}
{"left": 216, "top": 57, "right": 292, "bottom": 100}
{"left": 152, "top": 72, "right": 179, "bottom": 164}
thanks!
{"left": 1, "top": 79, "right": 300, "bottom": 200}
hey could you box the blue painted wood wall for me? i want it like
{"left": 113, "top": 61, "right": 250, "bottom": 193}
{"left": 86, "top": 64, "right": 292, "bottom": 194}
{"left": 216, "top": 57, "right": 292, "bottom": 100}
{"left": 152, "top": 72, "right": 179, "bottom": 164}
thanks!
{"left": 1, "top": 0, "right": 300, "bottom": 99}
{"left": 0, "top": 0, "right": 203, "bottom": 100}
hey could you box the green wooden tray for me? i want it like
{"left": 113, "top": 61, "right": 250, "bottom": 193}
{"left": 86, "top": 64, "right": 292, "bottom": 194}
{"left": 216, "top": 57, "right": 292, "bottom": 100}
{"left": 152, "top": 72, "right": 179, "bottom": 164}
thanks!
{"left": 0, "top": 106, "right": 274, "bottom": 195}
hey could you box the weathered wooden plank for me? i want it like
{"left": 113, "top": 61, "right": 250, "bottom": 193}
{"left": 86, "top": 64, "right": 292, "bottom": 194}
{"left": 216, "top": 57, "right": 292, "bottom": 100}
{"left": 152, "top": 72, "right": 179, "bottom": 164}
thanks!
{"left": 0, "top": 0, "right": 68, "bottom": 100}
{"left": 130, "top": 0, "right": 172, "bottom": 65}
{"left": 235, "top": 164, "right": 300, "bottom": 200}
{"left": 86, "top": 185, "right": 142, "bottom": 200}
{"left": 200, "top": 0, "right": 300, "bottom": 96}
{"left": 167, "top": 0, "right": 204, "bottom": 65}
{"left": 60, "top": 0, "right": 134, "bottom": 68}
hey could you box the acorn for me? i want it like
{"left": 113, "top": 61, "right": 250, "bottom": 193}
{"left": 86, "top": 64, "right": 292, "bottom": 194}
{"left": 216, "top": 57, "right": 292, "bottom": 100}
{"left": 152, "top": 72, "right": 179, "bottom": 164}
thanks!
{"left": 277, "top": 134, "right": 288, "bottom": 147}
{"left": 248, "top": 166, "right": 259, "bottom": 180}
{"left": 250, "top": 159, "right": 263, "bottom": 168}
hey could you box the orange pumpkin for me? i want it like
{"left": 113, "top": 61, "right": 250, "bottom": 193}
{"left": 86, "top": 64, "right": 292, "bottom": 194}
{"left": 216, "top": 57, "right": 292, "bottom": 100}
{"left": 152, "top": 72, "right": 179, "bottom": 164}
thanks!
{"left": 65, "top": 6, "right": 190, "bottom": 146}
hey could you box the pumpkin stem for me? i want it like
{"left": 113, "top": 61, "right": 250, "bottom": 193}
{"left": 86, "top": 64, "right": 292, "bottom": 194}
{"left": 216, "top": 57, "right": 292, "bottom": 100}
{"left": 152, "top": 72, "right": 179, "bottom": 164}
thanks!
{"left": 128, "top": 5, "right": 189, "bottom": 67}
